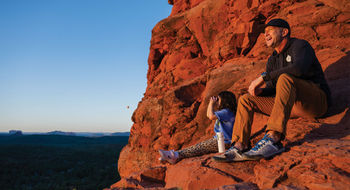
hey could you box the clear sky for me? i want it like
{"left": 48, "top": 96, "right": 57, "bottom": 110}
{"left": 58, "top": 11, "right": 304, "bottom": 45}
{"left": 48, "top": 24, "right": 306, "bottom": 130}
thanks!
{"left": 0, "top": 0, "right": 172, "bottom": 133}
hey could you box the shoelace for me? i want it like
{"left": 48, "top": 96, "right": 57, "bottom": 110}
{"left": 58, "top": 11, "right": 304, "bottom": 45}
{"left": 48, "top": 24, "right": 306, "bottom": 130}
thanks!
{"left": 168, "top": 150, "right": 175, "bottom": 158}
{"left": 225, "top": 146, "right": 240, "bottom": 155}
{"left": 226, "top": 146, "right": 238, "bottom": 152}
{"left": 227, "top": 146, "right": 236, "bottom": 151}
{"left": 251, "top": 135, "right": 272, "bottom": 151}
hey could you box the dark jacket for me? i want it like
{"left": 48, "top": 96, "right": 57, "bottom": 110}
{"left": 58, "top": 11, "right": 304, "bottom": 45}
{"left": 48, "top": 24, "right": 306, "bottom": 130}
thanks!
{"left": 262, "top": 38, "right": 331, "bottom": 106}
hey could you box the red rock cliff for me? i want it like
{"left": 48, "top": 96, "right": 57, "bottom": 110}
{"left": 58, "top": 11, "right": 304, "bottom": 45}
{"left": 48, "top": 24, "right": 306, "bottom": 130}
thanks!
{"left": 111, "top": 0, "right": 350, "bottom": 189}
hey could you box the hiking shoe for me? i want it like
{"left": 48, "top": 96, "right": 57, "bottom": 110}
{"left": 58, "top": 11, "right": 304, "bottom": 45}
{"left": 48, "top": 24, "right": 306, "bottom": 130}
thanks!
{"left": 244, "top": 134, "right": 285, "bottom": 160}
{"left": 212, "top": 146, "right": 247, "bottom": 162}
{"left": 158, "top": 149, "right": 179, "bottom": 164}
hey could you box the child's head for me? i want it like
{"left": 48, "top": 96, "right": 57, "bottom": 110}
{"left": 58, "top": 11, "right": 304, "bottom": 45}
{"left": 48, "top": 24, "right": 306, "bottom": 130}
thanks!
{"left": 218, "top": 91, "right": 237, "bottom": 114}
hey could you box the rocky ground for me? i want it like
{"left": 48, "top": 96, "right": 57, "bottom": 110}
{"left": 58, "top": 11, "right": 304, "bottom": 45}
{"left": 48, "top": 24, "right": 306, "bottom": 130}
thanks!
{"left": 106, "top": 0, "right": 350, "bottom": 189}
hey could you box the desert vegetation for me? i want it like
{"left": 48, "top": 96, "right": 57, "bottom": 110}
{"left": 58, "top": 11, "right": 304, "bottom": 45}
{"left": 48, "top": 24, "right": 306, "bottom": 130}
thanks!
{"left": 0, "top": 135, "right": 128, "bottom": 190}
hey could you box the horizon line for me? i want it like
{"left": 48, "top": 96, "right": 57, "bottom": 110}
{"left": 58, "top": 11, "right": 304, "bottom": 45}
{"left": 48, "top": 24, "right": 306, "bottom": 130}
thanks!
{"left": 0, "top": 131, "right": 130, "bottom": 133}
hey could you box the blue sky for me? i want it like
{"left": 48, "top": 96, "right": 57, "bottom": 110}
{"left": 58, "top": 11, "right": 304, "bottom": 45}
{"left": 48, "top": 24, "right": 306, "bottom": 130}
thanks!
{"left": 0, "top": 0, "right": 172, "bottom": 132}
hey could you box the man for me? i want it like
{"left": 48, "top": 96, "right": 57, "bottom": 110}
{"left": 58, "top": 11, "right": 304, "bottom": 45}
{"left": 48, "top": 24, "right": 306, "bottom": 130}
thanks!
{"left": 213, "top": 18, "right": 331, "bottom": 162}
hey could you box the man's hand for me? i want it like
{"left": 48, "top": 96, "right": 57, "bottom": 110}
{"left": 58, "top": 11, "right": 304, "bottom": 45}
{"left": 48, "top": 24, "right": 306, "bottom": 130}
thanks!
{"left": 248, "top": 76, "right": 264, "bottom": 96}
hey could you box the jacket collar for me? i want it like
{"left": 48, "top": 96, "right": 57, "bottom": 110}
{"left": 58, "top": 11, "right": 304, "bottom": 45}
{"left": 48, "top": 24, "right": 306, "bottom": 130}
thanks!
{"left": 272, "top": 38, "right": 293, "bottom": 56}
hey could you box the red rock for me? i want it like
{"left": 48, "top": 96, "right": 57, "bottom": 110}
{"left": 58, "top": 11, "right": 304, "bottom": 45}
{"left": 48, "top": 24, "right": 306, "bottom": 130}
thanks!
{"left": 215, "top": 182, "right": 259, "bottom": 190}
{"left": 165, "top": 157, "right": 238, "bottom": 189}
{"left": 112, "top": 0, "right": 350, "bottom": 189}
{"left": 169, "top": 0, "right": 206, "bottom": 16}
{"left": 110, "top": 167, "right": 166, "bottom": 189}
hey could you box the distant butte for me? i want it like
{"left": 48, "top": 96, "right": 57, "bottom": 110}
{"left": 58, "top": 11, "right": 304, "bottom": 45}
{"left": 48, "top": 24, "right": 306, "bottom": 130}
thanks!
{"left": 107, "top": 0, "right": 350, "bottom": 189}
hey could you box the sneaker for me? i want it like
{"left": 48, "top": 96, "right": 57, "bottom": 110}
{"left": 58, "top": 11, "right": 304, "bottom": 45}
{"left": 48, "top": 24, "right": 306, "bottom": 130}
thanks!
{"left": 158, "top": 149, "right": 179, "bottom": 164}
{"left": 244, "top": 134, "right": 285, "bottom": 160}
{"left": 212, "top": 146, "right": 247, "bottom": 162}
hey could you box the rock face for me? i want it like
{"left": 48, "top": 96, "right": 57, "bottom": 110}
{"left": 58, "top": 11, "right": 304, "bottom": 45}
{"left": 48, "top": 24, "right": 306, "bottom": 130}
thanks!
{"left": 111, "top": 0, "right": 350, "bottom": 189}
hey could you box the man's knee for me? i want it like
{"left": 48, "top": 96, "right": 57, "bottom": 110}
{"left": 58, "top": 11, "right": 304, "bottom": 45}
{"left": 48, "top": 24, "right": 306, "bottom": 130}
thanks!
{"left": 238, "top": 94, "right": 253, "bottom": 106}
{"left": 276, "top": 73, "right": 295, "bottom": 88}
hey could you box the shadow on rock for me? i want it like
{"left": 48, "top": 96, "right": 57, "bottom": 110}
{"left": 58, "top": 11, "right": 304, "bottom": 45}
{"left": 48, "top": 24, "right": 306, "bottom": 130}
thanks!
{"left": 323, "top": 51, "right": 350, "bottom": 117}
{"left": 304, "top": 108, "right": 350, "bottom": 142}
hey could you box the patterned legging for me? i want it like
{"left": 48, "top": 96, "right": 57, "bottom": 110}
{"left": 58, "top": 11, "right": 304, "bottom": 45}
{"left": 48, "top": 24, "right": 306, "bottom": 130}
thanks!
{"left": 178, "top": 138, "right": 231, "bottom": 159}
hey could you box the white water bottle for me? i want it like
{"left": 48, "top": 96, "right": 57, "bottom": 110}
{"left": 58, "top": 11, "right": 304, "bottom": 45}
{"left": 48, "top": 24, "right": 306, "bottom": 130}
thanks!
{"left": 216, "top": 132, "right": 225, "bottom": 153}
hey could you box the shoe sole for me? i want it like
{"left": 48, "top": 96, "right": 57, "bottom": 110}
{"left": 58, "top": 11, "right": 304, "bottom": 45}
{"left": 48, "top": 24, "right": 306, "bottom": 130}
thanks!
{"left": 212, "top": 156, "right": 259, "bottom": 162}
{"left": 244, "top": 147, "right": 285, "bottom": 161}
{"left": 211, "top": 155, "right": 235, "bottom": 163}
{"left": 240, "top": 155, "right": 262, "bottom": 161}
{"left": 212, "top": 154, "right": 254, "bottom": 162}
{"left": 263, "top": 147, "right": 285, "bottom": 158}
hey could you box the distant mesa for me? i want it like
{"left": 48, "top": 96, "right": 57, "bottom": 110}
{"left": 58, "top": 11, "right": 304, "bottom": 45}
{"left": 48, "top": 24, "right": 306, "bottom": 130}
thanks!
{"left": 4, "top": 130, "right": 130, "bottom": 137}
{"left": 45, "top": 131, "right": 130, "bottom": 137}
{"left": 46, "top": 131, "right": 76, "bottom": 136}
{"left": 111, "top": 132, "right": 130, "bottom": 136}
{"left": 9, "top": 130, "right": 23, "bottom": 136}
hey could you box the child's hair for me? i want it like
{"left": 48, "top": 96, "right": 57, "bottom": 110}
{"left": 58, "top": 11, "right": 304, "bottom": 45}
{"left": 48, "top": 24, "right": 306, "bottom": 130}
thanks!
{"left": 218, "top": 91, "right": 237, "bottom": 114}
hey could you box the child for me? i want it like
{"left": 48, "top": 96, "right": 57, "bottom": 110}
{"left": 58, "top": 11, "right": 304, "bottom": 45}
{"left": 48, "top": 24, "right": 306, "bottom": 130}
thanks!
{"left": 158, "top": 91, "right": 237, "bottom": 164}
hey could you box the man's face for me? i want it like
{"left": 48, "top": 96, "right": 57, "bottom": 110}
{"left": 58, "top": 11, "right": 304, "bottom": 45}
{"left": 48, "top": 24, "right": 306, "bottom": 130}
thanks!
{"left": 264, "top": 26, "right": 283, "bottom": 48}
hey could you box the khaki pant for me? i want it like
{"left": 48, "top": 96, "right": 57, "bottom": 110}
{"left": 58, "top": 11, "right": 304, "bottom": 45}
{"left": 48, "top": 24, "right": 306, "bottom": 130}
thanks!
{"left": 232, "top": 73, "right": 328, "bottom": 146}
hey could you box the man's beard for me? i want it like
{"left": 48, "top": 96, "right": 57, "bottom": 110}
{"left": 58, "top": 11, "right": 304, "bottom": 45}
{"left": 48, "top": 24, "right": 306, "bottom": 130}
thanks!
{"left": 270, "top": 35, "right": 283, "bottom": 48}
